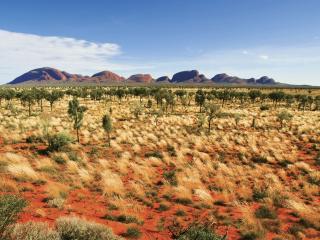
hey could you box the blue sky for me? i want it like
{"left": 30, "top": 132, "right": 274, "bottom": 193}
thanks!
{"left": 0, "top": 0, "right": 320, "bottom": 85}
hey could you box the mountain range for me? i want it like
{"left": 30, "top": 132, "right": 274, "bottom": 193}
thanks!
{"left": 8, "top": 67, "right": 280, "bottom": 85}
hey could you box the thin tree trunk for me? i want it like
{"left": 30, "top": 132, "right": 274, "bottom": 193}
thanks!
{"left": 28, "top": 102, "right": 31, "bottom": 116}
{"left": 76, "top": 128, "right": 80, "bottom": 143}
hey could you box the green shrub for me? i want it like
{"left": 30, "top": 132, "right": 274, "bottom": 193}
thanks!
{"left": 11, "top": 221, "right": 59, "bottom": 240}
{"left": 117, "top": 215, "right": 140, "bottom": 224}
{"left": 47, "top": 133, "right": 72, "bottom": 152}
{"left": 255, "top": 206, "right": 277, "bottom": 219}
{"left": 103, "top": 214, "right": 141, "bottom": 225}
{"left": 167, "top": 145, "right": 177, "bottom": 157}
{"left": 145, "top": 151, "right": 163, "bottom": 159}
{"left": 288, "top": 224, "right": 303, "bottom": 236}
{"left": 252, "top": 156, "right": 268, "bottom": 164}
{"left": 0, "top": 195, "right": 27, "bottom": 238}
{"left": 52, "top": 155, "right": 66, "bottom": 164}
{"left": 278, "top": 159, "right": 292, "bottom": 168}
{"left": 108, "top": 204, "right": 119, "bottom": 211}
{"left": 272, "top": 193, "right": 287, "bottom": 208}
{"left": 252, "top": 188, "right": 268, "bottom": 201}
{"left": 163, "top": 170, "right": 178, "bottom": 186}
{"left": 32, "top": 179, "right": 47, "bottom": 186}
{"left": 176, "top": 226, "right": 222, "bottom": 240}
{"left": 240, "top": 231, "right": 259, "bottom": 240}
{"left": 157, "top": 203, "right": 170, "bottom": 212}
{"left": 26, "top": 135, "right": 45, "bottom": 144}
{"left": 175, "top": 210, "right": 186, "bottom": 217}
{"left": 175, "top": 198, "right": 193, "bottom": 205}
{"left": 214, "top": 200, "right": 226, "bottom": 206}
{"left": 298, "top": 218, "right": 318, "bottom": 230}
{"left": 260, "top": 105, "right": 270, "bottom": 111}
{"left": 67, "top": 151, "right": 80, "bottom": 162}
{"left": 56, "top": 216, "right": 122, "bottom": 240}
{"left": 122, "top": 227, "right": 142, "bottom": 239}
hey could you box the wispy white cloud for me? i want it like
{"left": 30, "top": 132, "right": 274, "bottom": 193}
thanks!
{"left": 0, "top": 29, "right": 150, "bottom": 83}
{"left": 259, "top": 55, "right": 269, "bottom": 60}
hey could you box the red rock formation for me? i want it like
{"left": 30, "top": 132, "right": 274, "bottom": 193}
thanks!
{"left": 127, "top": 74, "right": 153, "bottom": 83}
{"left": 91, "top": 71, "right": 125, "bottom": 82}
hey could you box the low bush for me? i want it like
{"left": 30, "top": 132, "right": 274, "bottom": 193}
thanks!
{"left": 167, "top": 145, "right": 177, "bottom": 157}
{"left": 56, "top": 216, "right": 122, "bottom": 240}
{"left": 252, "top": 156, "right": 268, "bottom": 164}
{"left": 26, "top": 135, "right": 45, "bottom": 144}
{"left": 255, "top": 206, "right": 277, "bottom": 219}
{"left": 103, "top": 214, "right": 141, "bottom": 225}
{"left": 0, "top": 194, "right": 27, "bottom": 238}
{"left": 145, "top": 151, "right": 163, "bottom": 159}
{"left": 47, "top": 133, "right": 72, "bottom": 152}
{"left": 176, "top": 226, "right": 223, "bottom": 240}
{"left": 11, "top": 221, "right": 59, "bottom": 240}
{"left": 47, "top": 198, "right": 65, "bottom": 209}
{"left": 214, "top": 200, "right": 226, "bottom": 206}
{"left": 260, "top": 105, "right": 270, "bottom": 111}
{"left": 174, "top": 198, "right": 193, "bottom": 205}
{"left": 163, "top": 170, "right": 178, "bottom": 186}
{"left": 288, "top": 224, "right": 303, "bottom": 236}
{"left": 52, "top": 155, "right": 66, "bottom": 164}
{"left": 252, "top": 188, "right": 268, "bottom": 201}
{"left": 240, "top": 231, "right": 260, "bottom": 240}
{"left": 67, "top": 151, "right": 80, "bottom": 162}
{"left": 122, "top": 227, "right": 142, "bottom": 239}
{"left": 157, "top": 203, "right": 170, "bottom": 212}
{"left": 175, "top": 210, "right": 186, "bottom": 216}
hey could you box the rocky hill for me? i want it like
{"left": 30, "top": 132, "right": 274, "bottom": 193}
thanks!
{"left": 211, "top": 73, "right": 276, "bottom": 85}
{"left": 156, "top": 76, "right": 171, "bottom": 83}
{"left": 126, "top": 74, "right": 154, "bottom": 83}
{"left": 8, "top": 67, "right": 86, "bottom": 84}
{"left": 171, "top": 70, "right": 209, "bottom": 83}
{"left": 91, "top": 71, "right": 125, "bottom": 82}
{"left": 8, "top": 67, "right": 280, "bottom": 86}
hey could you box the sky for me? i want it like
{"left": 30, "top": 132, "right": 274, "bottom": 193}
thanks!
{"left": 0, "top": 0, "right": 320, "bottom": 85}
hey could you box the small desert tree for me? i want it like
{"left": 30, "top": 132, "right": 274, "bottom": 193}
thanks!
{"left": 269, "top": 91, "right": 285, "bottom": 108}
{"left": 102, "top": 114, "right": 112, "bottom": 147}
{"left": 164, "top": 91, "right": 175, "bottom": 112}
{"left": 20, "top": 89, "right": 35, "bottom": 116}
{"left": 45, "top": 90, "right": 64, "bottom": 111}
{"left": 3, "top": 88, "right": 16, "bottom": 105}
{"left": 68, "top": 98, "right": 87, "bottom": 143}
{"left": 33, "top": 88, "right": 47, "bottom": 112}
{"left": 204, "top": 103, "right": 221, "bottom": 133}
{"left": 131, "top": 104, "right": 143, "bottom": 119}
{"left": 248, "top": 90, "right": 262, "bottom": 104}
{"left": 195, "top": 90, "right": 206, "bottom": 112}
